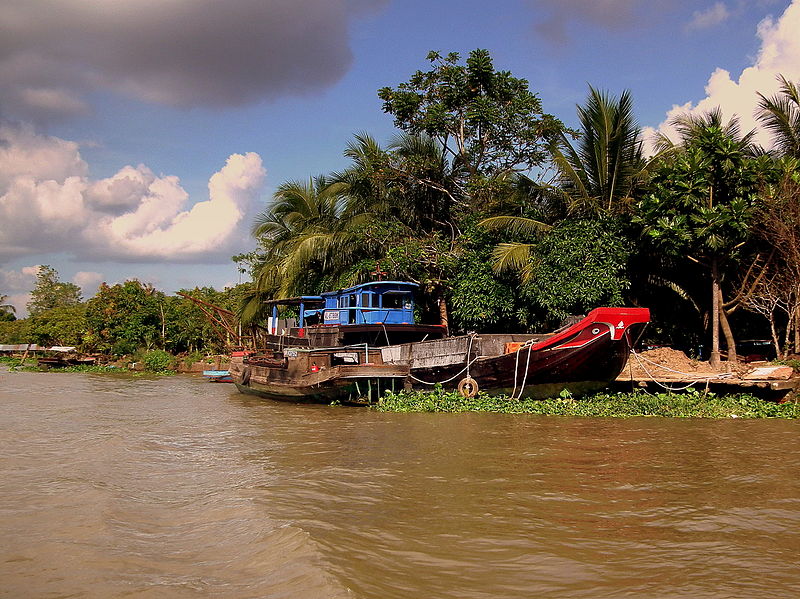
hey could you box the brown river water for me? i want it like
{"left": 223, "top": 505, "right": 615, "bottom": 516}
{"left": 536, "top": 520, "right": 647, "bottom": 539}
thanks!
{"left": 1, "top": 368, "right": 799, "bottom": 599}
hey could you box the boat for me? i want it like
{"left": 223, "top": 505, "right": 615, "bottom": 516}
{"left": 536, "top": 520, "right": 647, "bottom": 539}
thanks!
{"left": 229, "top": 281, "right": 650, "bottom": 403}
{"left": 36, "top": 346, "right": 97, "bottom": 369}
{"left": 230, "top": 281, "right": 444, "bottom": 404}
{"left": 202, "top": 369, "right": 233, "bottom": 383}
{"left": 390, "top": 307, "right": 650, "bottom": 399}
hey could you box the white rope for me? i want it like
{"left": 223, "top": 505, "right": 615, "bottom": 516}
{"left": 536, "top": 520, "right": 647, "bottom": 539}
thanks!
{"left": 510, "top": 340, "right": 535, "bottom": 399}
{"left": 628, "top": 349, "right": 732, "bottom": 392}
{"left": 407, "top": 333, "right": 478, "bottom": 386}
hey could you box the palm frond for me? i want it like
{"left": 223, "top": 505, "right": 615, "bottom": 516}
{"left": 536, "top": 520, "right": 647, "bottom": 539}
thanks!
{"left": 479, "top": 215, "right": 551, "bottom": 236}
{"left": 491, "top": 242, "right": 534, "bottom": 281}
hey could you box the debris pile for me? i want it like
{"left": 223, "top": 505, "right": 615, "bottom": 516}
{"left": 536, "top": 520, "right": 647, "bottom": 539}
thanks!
{"left": 620, "top": 347, "right": 794, "bottom": 382}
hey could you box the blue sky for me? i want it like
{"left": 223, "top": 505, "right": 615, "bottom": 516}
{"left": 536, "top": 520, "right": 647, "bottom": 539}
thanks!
{"left": 1, "top": 0, "right": 799, "bottom": 315}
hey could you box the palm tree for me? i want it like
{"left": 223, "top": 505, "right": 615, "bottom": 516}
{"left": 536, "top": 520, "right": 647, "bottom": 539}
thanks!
{"left": 757, "top": 75, "right": 800, "bottom": 158}
{"left": 334, "top": 132, "right": 461, "bottom": 329}
{"left": 242, "top": 176, "right": 367, "bottom": 325}
{"left": 482, "top": 86, "right": 652, "bottom": 279}
{"left": 552, "top": 86, "right": 651, "bottom": 216}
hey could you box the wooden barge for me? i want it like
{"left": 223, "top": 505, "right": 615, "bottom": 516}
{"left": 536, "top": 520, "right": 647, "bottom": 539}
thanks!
{"left": 230, "top": 281, "right": 651, "bottom": 403}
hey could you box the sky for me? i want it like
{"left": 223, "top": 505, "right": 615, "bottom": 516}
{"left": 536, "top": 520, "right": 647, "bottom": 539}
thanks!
{"left": 2, "top": 0, "right": 800, "bottom": 316}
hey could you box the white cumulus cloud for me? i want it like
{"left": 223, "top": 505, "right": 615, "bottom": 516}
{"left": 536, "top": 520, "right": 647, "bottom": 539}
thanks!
{"left": 0, "top": 121, "right": 266, "bottom": 263}
{"left": 646, "top": 0, "right": 800, "bottom": 151}
{"left": 72, "top": 271, "right": 104, "bottom": 296}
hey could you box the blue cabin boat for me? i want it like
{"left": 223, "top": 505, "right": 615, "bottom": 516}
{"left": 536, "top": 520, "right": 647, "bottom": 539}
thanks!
{"left": 307, "top": 281, "right": 416, "bottom": 326}
{"left": 263, "top": 281, "right": 444, "bottom": 346}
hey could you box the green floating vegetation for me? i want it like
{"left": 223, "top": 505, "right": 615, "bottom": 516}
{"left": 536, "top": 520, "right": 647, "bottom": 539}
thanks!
{"left": 374, "top": 387, "right": 800, "bottom": 419}
{"left": 56, "top": 364, "right": 129, "bottom": 374}
{"left": 0, "top": 360, "right": 175, "bottom": 375}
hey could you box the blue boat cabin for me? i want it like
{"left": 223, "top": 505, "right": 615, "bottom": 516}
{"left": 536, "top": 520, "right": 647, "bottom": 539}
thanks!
{"left": 301, "top": 281, "right": 417, "bottom": 328}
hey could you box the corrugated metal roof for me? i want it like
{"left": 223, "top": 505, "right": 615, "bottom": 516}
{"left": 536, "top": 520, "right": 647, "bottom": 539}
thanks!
{"left": 0, "top": 344, "right": 74, "bottom": 352}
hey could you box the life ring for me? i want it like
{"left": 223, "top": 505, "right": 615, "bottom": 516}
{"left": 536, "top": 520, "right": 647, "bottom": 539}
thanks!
{"left": 457, "top": 376, "right": 479, "bottom": 398}
{"left": 241, "top": 366, "right": 251, "bottom": 385}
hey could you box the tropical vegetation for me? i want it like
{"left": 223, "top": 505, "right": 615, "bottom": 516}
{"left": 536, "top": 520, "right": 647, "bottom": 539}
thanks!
{"left": 4, "top": 51, "right": 800, "bottom": 371}
{"left": 0, "top": 267, "right": 247, "bottom": 357}
{"left": 240, "top": 51, "right": 800, "bottom": 363}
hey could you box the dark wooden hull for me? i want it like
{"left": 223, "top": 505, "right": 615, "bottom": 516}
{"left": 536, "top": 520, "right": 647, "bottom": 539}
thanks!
{"left": 230, "top": 358, "right": 408, "bottom": 405}
{"left": 410, "top": 322, "right": 647, "bottom": 399}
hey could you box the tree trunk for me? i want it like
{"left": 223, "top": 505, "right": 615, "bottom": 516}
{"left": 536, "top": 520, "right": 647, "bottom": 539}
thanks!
{"left": 160, "top": 303, "right": 166, "bottom": 347}
{"left": 795, "top": 301, "right": 800, "bottom": 355}
{"left": 718, "top": 286, "right": 737, "bottom": 364}
{"left": 772, "top": 307, "right": 783, "bottom": 360}
{"left": 437, "top": 287, "right": 450, "bottom": 336}
{"left": 710, "top": 258, "right": 721, "bottom": 369}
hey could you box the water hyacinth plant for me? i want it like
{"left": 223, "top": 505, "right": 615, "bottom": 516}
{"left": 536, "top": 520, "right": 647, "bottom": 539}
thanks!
{"left": 374, "top": 387, "right": 800, "bottom": 419}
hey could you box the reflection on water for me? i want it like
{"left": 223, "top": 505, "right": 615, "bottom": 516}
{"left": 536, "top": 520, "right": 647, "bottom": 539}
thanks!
{"left": 1, "top": 368, "right": 799, "bottom": 598}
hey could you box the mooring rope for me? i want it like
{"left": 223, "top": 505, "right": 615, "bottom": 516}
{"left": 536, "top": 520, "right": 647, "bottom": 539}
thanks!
{"left": 407, "top": 333, "right": 478, "bottom": 386}
{"left": 628, "top": 349, "right": 733, "bottom": 392}
{"left": 510, "top": 340, "right": 535, "bottom": 400}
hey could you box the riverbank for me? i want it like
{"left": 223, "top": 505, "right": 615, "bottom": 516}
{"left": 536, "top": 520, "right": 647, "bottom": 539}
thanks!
{"left": 375, "top": 388, "right": 800, "bottom": 418}
{"left": 0, "top": 351, "right": 228, "bottom": 375}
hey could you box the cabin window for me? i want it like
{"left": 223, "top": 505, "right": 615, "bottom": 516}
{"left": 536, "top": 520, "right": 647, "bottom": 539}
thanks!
{"left": 382, "top": 293, "right": 408, "bottom": 309}
{"left": 361, "top": 293, "right": 371, "bottom": 307}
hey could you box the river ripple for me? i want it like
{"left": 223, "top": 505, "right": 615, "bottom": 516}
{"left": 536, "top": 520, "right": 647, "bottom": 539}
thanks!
{"left": 1, "top": 368, "right": 799, "bottom": 598}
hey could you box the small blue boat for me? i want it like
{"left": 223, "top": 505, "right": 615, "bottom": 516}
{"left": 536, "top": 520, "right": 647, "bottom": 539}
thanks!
{"left": 202, "top": 370, "right": 233, "bottom": 383}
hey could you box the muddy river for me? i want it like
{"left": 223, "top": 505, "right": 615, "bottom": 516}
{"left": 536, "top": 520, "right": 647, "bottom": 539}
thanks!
{"left": 1, "top": 368, "right": 798, "bottom": 598}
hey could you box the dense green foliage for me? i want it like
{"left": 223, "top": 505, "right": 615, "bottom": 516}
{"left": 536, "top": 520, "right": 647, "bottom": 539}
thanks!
{"left": 242, "top": 51, "right": 800, "bottom": 359}
{"left": 0, "top": 267, "right": 245, "bottom": 357}
{"left": 523, "top": 218, "right": 631, "bottom": 322}
{"left": 378, "top": 49, "right": 566, "bottom": 184}
{"left": 5, "top": 52, "right": 800, "bottom": 364}
{"left": 375, "top": 388, "right": 800, "bottom": 418}
{"left": 141, "top": 350, "right": 174, "bottom": 372}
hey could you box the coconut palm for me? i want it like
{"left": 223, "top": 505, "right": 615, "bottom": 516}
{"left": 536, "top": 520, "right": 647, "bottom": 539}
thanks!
{"left": 242, "top": 175, "right": 368, "bottom": 325}
{"left": 482, "top": 86, "right": 652, "bottom": 279}
{"left": 552, "top": 86, "right": 651, "bottom": 216}
{"left": 757, "top": 75, "right": 800, "bottom": 158}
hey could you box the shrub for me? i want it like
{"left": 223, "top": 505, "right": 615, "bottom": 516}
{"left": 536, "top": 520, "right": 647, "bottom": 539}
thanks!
{"left": 142, "top": 350, "right": 174, "bottom": 372}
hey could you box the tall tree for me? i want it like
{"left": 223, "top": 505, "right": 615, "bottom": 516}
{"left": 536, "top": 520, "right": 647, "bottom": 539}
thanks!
{"left": 242, "top": 176, "right": 371, "bottom": 326}
{"left": 378, "top": 49, "right": 567, "bottom": 205}
{"left": 637, "top": 110, "right": 761, "bottom": 367}
{"left": 85, "top": 280, "right": 165, "bottom": 355}
{"left": 550, "top": 87, "right": 651, "bottom": 215}
{"left": 482, "top": 86, "right": 650, "bottom": 280}
{"left": 26, "top": 265, "right": 82, "bottom": 317}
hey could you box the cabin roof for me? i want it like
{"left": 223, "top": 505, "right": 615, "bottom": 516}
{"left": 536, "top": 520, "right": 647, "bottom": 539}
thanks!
{"left": 321, "top": 281, "right": 418, "bottom": 297}
{"left": 260, "top": 295, "right": 324, "bottom": 306}
{"left": 262, "top": 281, "right": 418, "bottom": 306}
